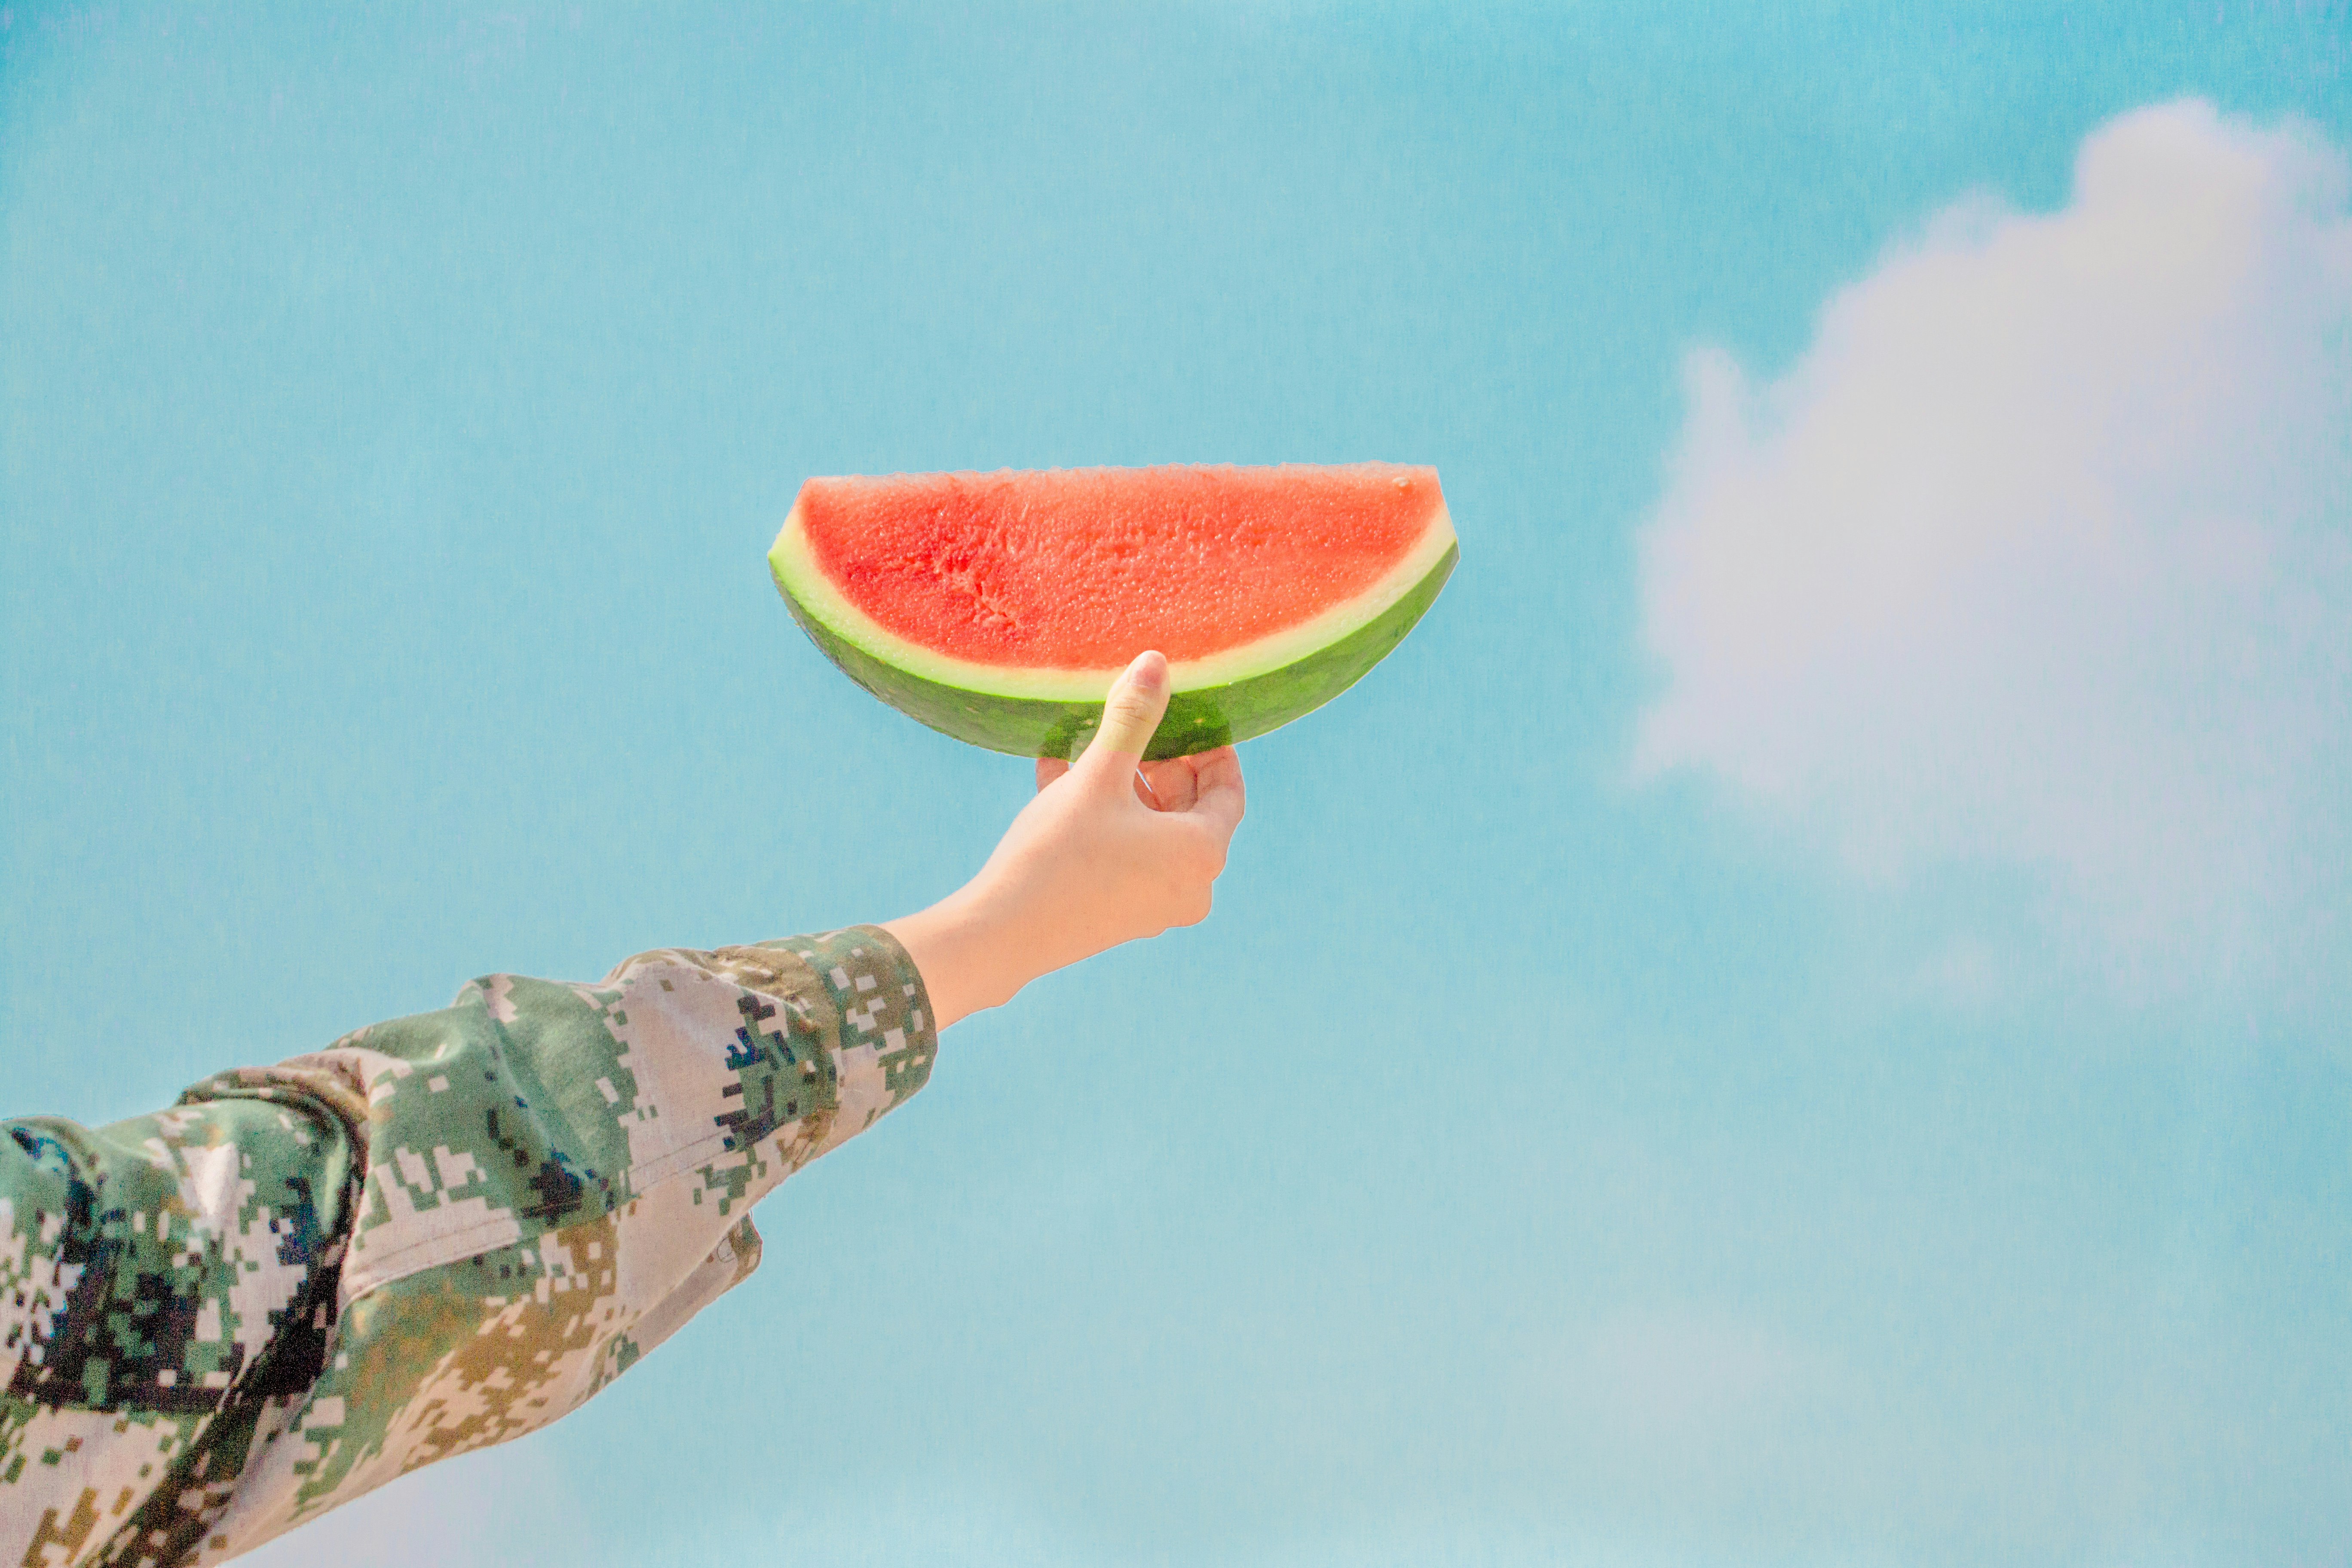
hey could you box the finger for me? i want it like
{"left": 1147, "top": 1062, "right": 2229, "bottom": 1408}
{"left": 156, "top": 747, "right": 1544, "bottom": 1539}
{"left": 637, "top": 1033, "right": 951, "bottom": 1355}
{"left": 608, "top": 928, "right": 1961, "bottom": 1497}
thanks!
{"left": 1078, "top": 650, "right": 1170, "bottom": 781}
{"left": 1188, "top": 746, "right": 1245, "bottom": 837}
{"left": 1138, "top": 756, "right": 1200, "bottom": 812}
{"left": 1132, "top": 767, "right": 1158, "bottom": 808}
{"left": 1035, "top": 756, "right": 1071, "bottom": 793}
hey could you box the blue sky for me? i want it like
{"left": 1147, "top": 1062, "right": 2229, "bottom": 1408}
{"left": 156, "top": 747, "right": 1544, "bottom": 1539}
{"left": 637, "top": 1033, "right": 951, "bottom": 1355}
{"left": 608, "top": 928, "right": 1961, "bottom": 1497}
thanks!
{"left": 3, "top": 3, "right": 2348, "bottom": 1564}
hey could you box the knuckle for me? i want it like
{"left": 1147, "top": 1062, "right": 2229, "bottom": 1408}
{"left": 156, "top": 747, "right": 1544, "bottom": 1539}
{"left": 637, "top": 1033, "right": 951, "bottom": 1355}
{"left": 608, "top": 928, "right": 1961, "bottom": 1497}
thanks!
{"left": 1184, "top": 831, "right": 1226, "bottom": 879}
{"left": 1108, "top": 692, "right": 1158, "bottom": 724}
{"left": 1159, "top": 864, "right": 1212, "bottom": 923}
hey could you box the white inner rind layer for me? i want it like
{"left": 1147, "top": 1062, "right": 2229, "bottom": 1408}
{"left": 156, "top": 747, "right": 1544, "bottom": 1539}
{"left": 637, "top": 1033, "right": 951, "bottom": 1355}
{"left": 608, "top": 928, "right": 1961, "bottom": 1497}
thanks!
{"left": 771, "top": 499, "right": 1458, "bottom": 701}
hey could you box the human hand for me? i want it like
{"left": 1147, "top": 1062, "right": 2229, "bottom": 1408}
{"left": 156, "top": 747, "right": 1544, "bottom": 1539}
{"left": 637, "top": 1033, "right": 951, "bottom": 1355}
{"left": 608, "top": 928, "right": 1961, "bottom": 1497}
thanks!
{"left": 882, "top": 651, "right": 1246, "bottom": 1029}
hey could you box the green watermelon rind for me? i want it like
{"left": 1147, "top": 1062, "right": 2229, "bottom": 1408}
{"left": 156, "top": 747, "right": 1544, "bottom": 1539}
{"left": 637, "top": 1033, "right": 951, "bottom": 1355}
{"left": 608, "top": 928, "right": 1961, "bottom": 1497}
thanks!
{"left": 773, "top": 539, "right": 1458, "bottom": 762}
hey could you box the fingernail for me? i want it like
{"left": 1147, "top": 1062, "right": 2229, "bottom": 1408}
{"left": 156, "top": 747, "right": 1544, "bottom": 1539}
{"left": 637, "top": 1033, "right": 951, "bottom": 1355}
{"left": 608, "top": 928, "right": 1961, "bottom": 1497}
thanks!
{"left": 1130, "top": 650, "right": 1167, "bottom": 692}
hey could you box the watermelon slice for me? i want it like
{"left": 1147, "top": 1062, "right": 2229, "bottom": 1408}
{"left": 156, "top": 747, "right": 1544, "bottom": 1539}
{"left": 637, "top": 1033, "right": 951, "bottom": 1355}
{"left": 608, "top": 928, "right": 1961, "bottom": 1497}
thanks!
{"left": 769, "top": 463, "right": 1458, "bottom": 760}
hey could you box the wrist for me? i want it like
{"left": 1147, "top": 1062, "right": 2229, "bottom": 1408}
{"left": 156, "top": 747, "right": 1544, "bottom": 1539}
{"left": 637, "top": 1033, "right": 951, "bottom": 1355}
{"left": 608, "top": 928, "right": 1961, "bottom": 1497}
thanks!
{"left": 881, "top": 882, "right": 1044, "bottom": 1030}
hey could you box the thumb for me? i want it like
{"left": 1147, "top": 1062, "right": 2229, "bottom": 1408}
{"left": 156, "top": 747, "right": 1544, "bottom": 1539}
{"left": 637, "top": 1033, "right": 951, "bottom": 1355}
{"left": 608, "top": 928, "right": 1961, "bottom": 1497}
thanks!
{"left": 1078, "top": 650, "right": 1170, "bottom": 779}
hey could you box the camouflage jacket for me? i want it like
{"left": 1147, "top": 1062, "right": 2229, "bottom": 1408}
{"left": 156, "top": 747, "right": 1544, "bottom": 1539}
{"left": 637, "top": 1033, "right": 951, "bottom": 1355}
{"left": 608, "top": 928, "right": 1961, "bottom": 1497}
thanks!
{"left": 1, "top": 928, "right": 936, "bottom": 1566}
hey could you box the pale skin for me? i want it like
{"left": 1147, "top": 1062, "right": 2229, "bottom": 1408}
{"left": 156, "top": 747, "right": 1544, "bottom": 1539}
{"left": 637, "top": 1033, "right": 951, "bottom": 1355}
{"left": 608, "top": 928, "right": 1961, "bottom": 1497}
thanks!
{"left": 882, "top": 649, "right": 1246, "bottom": 1028}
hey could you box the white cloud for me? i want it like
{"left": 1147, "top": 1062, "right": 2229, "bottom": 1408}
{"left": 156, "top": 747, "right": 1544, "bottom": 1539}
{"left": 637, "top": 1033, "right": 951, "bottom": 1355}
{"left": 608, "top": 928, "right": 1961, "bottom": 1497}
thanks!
{"left": 1635, "top": 101, "right": 2352, "bottom": 972}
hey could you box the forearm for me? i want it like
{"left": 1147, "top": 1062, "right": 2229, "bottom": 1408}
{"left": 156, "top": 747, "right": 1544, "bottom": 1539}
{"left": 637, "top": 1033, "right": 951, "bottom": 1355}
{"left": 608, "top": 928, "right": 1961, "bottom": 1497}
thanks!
{"left": 883, "top": 883, "right": 1094, "bottom": 1029}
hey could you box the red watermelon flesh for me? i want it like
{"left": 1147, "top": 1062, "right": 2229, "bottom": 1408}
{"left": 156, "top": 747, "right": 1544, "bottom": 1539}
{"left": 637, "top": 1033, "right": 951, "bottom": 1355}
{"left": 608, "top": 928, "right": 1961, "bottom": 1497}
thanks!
{"left": 795, "top": 465, "right": 1445, "bottom": 668}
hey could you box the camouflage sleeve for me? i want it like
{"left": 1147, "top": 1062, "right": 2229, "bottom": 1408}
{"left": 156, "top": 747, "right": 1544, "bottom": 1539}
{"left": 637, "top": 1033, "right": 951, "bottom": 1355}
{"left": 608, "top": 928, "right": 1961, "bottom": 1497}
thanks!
{"left": 2, "top": 926, "right": 936, "bottom": 1567}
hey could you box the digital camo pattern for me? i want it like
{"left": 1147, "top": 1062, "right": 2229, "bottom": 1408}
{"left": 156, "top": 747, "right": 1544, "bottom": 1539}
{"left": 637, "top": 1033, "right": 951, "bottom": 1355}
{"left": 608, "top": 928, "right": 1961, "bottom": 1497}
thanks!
{"left": 1, "top": 927, "right": 935, "bottom": 1566}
